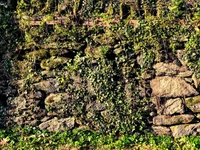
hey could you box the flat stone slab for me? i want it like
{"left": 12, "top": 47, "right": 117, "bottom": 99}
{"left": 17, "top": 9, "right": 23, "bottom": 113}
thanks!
{"left": 185, "top": 96, "right": 200, "bottom": 113}
{"left": 153, "top": 114, "right": 194, "bottom": 126}
{"left": 170, "top": 123, "right": 200, "bottom": 137}
{"left": 150, "top": 76, "right": 198, "bottom": 98}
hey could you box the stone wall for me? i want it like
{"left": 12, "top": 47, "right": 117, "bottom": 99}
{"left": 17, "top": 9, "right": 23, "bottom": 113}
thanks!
{"left": 150, "top": 51, "right": 200, "bottom": 137}
{"left": 6, "top": 49, "right": 152, "bottom": 134}
{"left": 2, "top": 0, "right": 200, "bottom": 138}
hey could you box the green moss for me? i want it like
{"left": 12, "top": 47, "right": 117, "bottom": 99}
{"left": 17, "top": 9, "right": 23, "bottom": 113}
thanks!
{"left": 185, "top": 96, "right": 200, "bottom": 107}
{"left": 40, "top": 56, "right": 70, "bottom": 70}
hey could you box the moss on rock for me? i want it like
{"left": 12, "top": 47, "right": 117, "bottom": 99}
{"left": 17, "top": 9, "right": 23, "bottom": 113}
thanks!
{"left": 25, "top": 49, "right": 48, "bottom": 60}
{"left": 40, "top": 56, "right": 70, "bottom": 70}
{"left": 185, "top": 96, "right": 200, "bottom": 113}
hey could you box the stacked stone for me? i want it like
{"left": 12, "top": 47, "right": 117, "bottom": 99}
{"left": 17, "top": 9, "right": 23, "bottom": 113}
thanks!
{"left": 150, "top": 54, "right": 200, "bottom": 137}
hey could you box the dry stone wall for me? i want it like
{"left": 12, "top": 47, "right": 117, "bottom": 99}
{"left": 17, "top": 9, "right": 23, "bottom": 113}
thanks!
{"left": 1, "top": 0, "right": 200, "bottom": 138}
{"left": 151, "top": 56, "right": 200, "bottom": 137}
{"left": 6, "top": 47, "right": 200, "bottom": 137}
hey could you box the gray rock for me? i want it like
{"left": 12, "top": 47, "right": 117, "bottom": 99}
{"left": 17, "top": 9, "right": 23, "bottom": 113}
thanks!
{"left": 34, "top": 78, "right": 60, "bottom": 93}
{"left": 40, "top": 56, "right": 70, "bottom": 70}
{"left": 86, "top": 101, "right": 106, "bottom": 111}
{"left": 87, "top": 80, "right": 95, "bottom": 95}
{"left": 170, "top": 123, "right": 200, "bottom": 137}
{"left": 27, "top": 91, "right": 45, "bottom": 100}
{"left": 39, "top": 117, "right": 75, "bottom": 132}
{"left": 150, "top": 76, "right": 198, "bottom": 98}
{"left": 158, "top": 98, "right": 185, "bottom": 115}
{"left": 41, "top": 116, "right": 51, "bottom": 122}
{"left": 101, "top": 110, "right": 110, "bottom": 120}
{"left": 153, "top": 114, "right": 194, "bottom": 126}
{"left": 124, "top": 83, "right": 133, "bottom": 99}
{"left": 14, "top": 116, "right": 24, "bottom": 125}
{"left": 26, "top": 120, "right": 38, "bottom": 126}
{"left": 152, "top": 126, "right": 171, "bottom": 136}
{"left": 196, "top": 114, "right": 200, "bottom": 120}
{"left": 185, "top": 96, "right": 200, "bottom": 113}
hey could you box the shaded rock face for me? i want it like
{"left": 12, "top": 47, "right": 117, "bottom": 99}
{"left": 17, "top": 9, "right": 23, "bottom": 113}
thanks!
{"left": 34, "top": 79, "right": 60, "bottom": 94}
{"left": 150, "top": 76, "right": 198, "bottom": 98}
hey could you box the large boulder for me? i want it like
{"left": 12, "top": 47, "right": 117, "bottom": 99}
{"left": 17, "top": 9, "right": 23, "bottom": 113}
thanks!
{"left": 150, "top": 76, "right": 198, "bottom": 98}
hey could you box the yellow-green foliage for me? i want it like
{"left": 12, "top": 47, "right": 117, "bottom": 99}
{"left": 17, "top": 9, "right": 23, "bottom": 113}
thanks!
{"left": 25, "top": 49, "right": 48, "bottom": 60}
